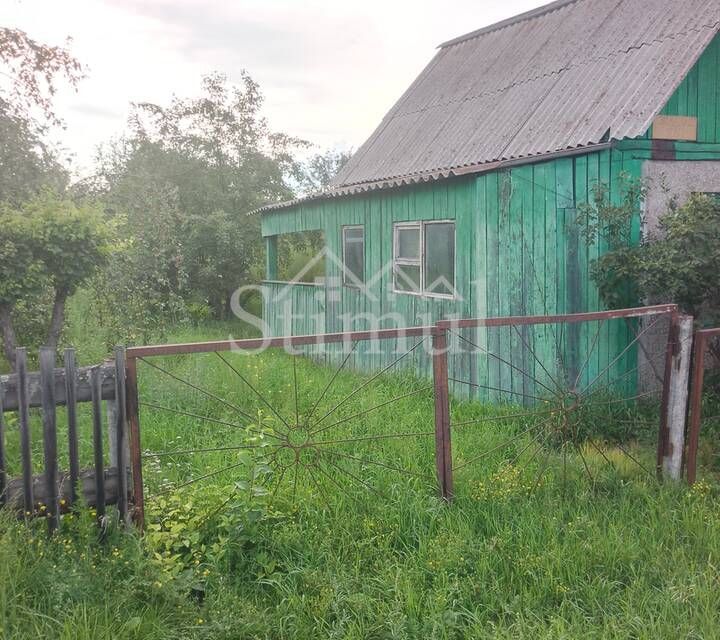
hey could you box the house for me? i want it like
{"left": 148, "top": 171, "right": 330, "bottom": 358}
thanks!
{"left": 256, "top": 0, "right": 720, "bottom": 397}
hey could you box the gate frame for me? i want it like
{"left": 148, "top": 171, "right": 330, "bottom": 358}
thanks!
{"left": 436, "top": 303, "right": 679, "bottom": 481}
{"left": 124, "top": 304, "right": 679, "bottom": 529}
{"left": 124, "top": 325, "right": 443, "bottom": 528}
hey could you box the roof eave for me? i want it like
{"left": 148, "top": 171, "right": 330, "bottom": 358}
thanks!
{"left": 251, "top": 141, "right": 614, "bottom": 216}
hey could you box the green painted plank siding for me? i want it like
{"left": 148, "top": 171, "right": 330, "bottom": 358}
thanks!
{"left": 655, "top": 32, "right": 720, "bottom": 142}
{"left": 261, "top": 148, "right": 642, "bottom": 402}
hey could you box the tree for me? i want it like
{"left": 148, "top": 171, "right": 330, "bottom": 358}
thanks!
{"left": 0, "top": 192, "right": 110, "bottom": 367}
{"left": 0, "top": 28, "right": 83, "bottom": 204}
{"left": 0, "top": 211, "right": 44, "bottom": 364}
{"left": 90, "top": 72, "right": 307, "bottom": 327}
{"left": 296, "top": 148, "right": 353, "bottom": 195}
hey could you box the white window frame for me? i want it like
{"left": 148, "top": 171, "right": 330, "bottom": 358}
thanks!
{"left": 392, "top": 220, "right": 456, "bottom": 299}
{"left": 342, "top": 225, "right": 365, "bottom": 287}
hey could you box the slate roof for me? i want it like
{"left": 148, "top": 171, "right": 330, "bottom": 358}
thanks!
{"left": 259, "top": 0, "right": 720, "bottom": 213}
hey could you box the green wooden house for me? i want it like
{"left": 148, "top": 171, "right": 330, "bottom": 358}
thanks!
{"left": 256, "top": 0, "right": 720, "bottom": 398}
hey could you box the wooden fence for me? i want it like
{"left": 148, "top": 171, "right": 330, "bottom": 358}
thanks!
{"left": 0, "top": 347, "right": 130, "bottom": 533}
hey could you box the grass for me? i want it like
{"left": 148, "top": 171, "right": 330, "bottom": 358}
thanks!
{"left": 1, "top": 323, "right": 720, "bottom": 638}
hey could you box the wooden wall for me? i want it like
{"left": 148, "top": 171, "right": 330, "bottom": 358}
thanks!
{"left": 655, "top": 32, "right": 720, "bottom": 143}
{"left": 261, "top": 147, "right": 643, "bottom": 402}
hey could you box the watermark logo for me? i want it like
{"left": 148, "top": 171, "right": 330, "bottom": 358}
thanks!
{"left": 227, "top": 247, "right": 470, "bottom": 355}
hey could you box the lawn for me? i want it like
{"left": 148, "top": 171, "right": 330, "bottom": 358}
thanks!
{"left": 1, "top": 323, "right": 719, "bottom": 639}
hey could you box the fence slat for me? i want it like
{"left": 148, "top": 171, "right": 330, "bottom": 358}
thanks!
{"left": 114, "top": 347, "right": 129, "bottom": 524}
{"left": 0, "top": 380, "right": 6, "bottom": 508}
{"left": 91, "top": 367, "right": 106, "bottom": 520}
{"left": 40, "top": 348, "right": 60, "bottom": 533}
{"left": 16, "top": 348, "right": 33, "bottom": 515}
{"left": 64, "top": 349, "right": 80, "bottom": 504}
{"left": 126, "top": 356, "right": 144, "bottom": 529}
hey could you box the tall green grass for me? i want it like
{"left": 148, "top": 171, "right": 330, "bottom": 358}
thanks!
{"left": 1, "top": 324, "right": 719, "bottom": 639}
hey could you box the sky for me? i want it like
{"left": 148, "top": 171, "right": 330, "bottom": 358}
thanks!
{"left": 3, "top": 0, "right": 547, "bottom": 176}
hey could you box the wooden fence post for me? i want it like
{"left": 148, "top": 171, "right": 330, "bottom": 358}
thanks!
{"left": 662, "top": 315, "right": 693, "bottom": 480}
{"left": 432, "top": 328, "right": 453, "bottom": 501}
{"left": 39, "top": 348, "right": 60, "bottom": 533}
{"left": 657, "top": 311, "right": 678, "bottom": 478}
{"left": 64, "top": 349, "right": 80, "bottom": 504}
{"left": 16, "top": 348, "right": 33, "bottom": 515}
{"left": 114, "top": 347, "right": 129, "bottom": 525}
{"left": 90, "top": 367, "right": 106, "bottom": 521}
{"left": 125, "top": 355, "right": 144, "bottom": 529}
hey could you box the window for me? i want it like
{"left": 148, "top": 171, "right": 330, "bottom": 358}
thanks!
{"left": 393, "top": 223, "right": 421, "bottom": 293}
{"left": 424, "top": 222, "right": 455, "bottom": 297}
{"left": 393, "top": 221, "right": 455, "bottom": 297}
{"left": 342, "top": 226, "right": 365, "bottom": 285}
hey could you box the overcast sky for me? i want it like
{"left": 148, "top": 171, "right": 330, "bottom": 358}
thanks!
{"left": 4, "top": 0, "right": 547, "bottom": 176}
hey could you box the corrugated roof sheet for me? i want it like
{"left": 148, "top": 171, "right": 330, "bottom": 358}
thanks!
{"left": 332, "top": 0, "right": 720, "bottom": 189}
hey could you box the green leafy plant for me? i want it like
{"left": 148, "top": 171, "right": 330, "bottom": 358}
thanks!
{"left": 577, "top": 172, "right": 648, "bottom": 309}
{"left": 0, "top": 191, "right": 111, "bottom": 366}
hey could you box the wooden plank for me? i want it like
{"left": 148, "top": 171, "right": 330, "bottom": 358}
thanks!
{"left": 651, "top": 116, "right": 698, "bottom": 141}
{"left": 91, "top": 367, "right": 106, "bottom": 520}
{"left": 586, "top": 152, "right": 602, "bottom": 387}
{"left": 125, "top": 356, "right": 144, "bottom": 529}
{"left": 486, "top": 171, "right": 502, "bottom": 401}
{"left": 0, "top": 362, "right": 115, "bottom": 411}
{"left": 0, "top": 380, "right": 6, "bottom": 507}
{"left": 114, "top": 347, "right": 129, "bottom": 524}
{"left": 16, "top": 348, "right": 33, "bottom": 515}
{"left": 4, "top": 466, "right": 126, "bottom": 511}
{"left": 574, "top": 154, "right": 589, "bottom": 388}
{"left": 64, "top": 349, "right": 80, "bottom": 505}
{"left": 40, "top": 347, "right": 60, "bottom": 533}
{"left": 265, "top": 236, "right": 278, "bottom": 280}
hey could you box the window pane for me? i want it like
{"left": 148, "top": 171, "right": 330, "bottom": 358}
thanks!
{"left": 396, "top": 226, "right": 420, "bottom": 260}
{"left": 343, "top": 227, "right": 365, "bottom": 284}
{"left": 395, "top": 264, "right": 421, "bottom": 293}
{"left": 424, "top": 223, "right": 455, "bottom": 296}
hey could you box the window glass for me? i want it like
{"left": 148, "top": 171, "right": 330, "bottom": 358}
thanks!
{"left": 396, "top": 225, "right": 421, "bottom": 260}
{"left": 424, "top": 223, "right": 455, "bottom": 296}
{"left": 342, "top": 227, "right": 365, "bottom": 284}
{"left": 394, "top": 264, "right": 422, "bottom": 293}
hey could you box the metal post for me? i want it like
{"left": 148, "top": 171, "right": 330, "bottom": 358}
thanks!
{"left": 686, "top": 331, "right": 707, "bottom": 485}
{"left": 432, "top": 328, "right": 453, "bottom": 501}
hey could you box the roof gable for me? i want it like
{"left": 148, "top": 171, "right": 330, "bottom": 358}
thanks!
{"left": 333, "top": 0, "right": 720, "bottom": 190}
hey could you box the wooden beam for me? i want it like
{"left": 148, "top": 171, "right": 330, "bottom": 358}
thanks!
{"left": 0, "top": 363, "right": 115, "bottom": 412}
{"left": 4, "top": 467, "right": 129, "bottom": 512}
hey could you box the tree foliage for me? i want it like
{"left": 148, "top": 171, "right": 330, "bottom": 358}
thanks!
{"left": 581, "top": 182, "right": 720, "bottom": 365}
{"left": 0, "top": 192, "right": 110, "bottom": 366}
{"left": 296, "top": 148, "right": 352, "bottom": 195}
{"left": 82, "top": 72, "right": 307, "bottom": 342}
{"left": 0, "top": 28, "right": 82, "bottom": 205}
